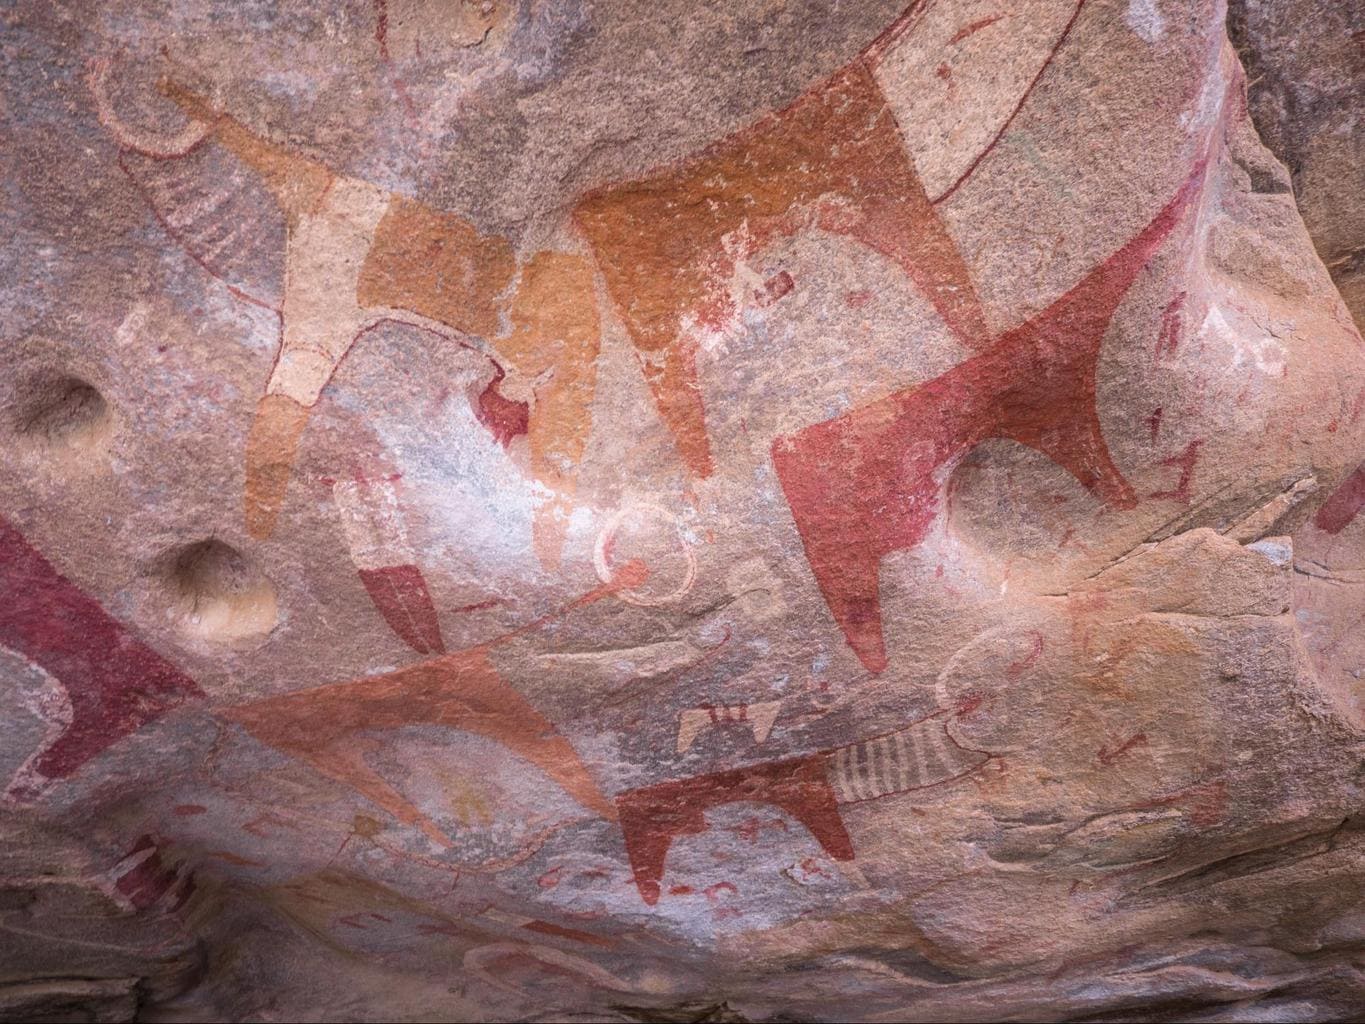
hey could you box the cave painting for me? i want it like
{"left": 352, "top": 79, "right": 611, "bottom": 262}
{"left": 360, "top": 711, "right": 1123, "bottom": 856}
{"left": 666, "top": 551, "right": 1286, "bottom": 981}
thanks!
{"left": 773, "top": 164, "right": 1208, "bottom": 673}
{"left": 676, "top": 701, "right": 781, "bottom": 754}
{"left": 111, "top": 834, "right": 195, "bottom": 912}
{"left": 91, "top": 0, "right": 1070, "bottom": 553}
{"left": 479, "top": 906, "right": 617, "bottom": 950}
{"left": 224, "top": 645, "right": 614, "bottom": 847}
{"left": 0, "top": 517, "right": 204, "bottom": 801}
{"left": 571, "top": 0, "right": 1093, "bottom": 481}
{"left": 592, "top": 503, "right": 698, "bottom": 607}
{"left": 618, "top": 710, "right": 993, "bottom": 905}
{"left": 90, "top": 1, "right": 1159, "bottom": 677}
{"left": 574, "top": 59, "right": 990, "bottom": 480}
{"left": 330, "top": 472, "right": 445, "bottom": 654}
{"left": 92, "top": 66, "right": 599, "bottom": 568}
{"left": 66, "top": 0, "right": 1266, "bottom": 945}
{"left": 464, "top": 941, "right": 633, "bottom": 999}
{"left": 220, "top": 572, "right": 645, "bottom": 846}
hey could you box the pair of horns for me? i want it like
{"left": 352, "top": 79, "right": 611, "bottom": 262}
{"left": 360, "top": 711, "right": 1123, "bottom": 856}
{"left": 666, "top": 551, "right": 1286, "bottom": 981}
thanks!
{"left": 88, "top": 56, "right": 214, "bottom": 158}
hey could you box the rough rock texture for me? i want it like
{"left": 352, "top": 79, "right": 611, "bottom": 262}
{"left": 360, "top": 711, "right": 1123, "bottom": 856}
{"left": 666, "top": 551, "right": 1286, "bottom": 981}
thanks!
{"left": 1228, "top": 0, "right": 1364, "bottom": 327}
{"left": 2, "top": 1, "right": 1364, "bottom": 1021}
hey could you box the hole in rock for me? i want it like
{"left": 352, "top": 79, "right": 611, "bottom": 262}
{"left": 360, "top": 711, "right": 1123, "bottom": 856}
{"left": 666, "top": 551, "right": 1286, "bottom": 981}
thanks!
{"left": 161, "top": 539, "right": 278, "bottom": 642}
{"left": 14, "top": 375, "right": 113, "bottom": 452}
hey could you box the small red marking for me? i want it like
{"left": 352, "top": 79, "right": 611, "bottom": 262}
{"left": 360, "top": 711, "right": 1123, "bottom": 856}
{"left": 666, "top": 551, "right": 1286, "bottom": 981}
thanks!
{"left": 1096, "top": 732, "right": 1149, "bottom": 766}
{"left": 242, "top": 813, "right": 296, "bottom": 838}
{"left": 565, "top": 908, "right": 607, "bottom": 921}
{"left": 522, "top": 920, "right": 616, "bottom": 948}
{"left": 474, "top": 364, "right": 530, "bottom": 448}
{"left": 798, "top": 857, "right": 830, "bottom": 879}
{"left": 173, "top": 804, "right": 207, "bottom": 816}
{"left": 955, "top": 693, "right": 985, "bottom": 717}
{"left": 704, "top": 881, "right": 739, "bottom": 902}
{"left": 610, "top": 557, "right": 650, "bottom": 590}
{"left": 1150, "top": 439, "right": 1203, "bottom": 503}
{"left": 757, "top": 270, "right": 795, "bottom": 307}
{"left": 1006, "top": 633, "right": 1044, "bottom": 679}
{"left": 1146, "top": 407, "right": 1163, "bottom": 442}
{"left": 207, "top": 851, "right": 266, "bottom": 867}
{"left": 417, "top": 922, "right": 464, "bottom": 937}
{"left": 451, "top": 598, "right": 505, "bottom": 615}
{"left": 372, "top": 0, "right": 419, "bottom": 125}
{"left": 949, "top": 13, "right": 1004, "bottom": 45}
{"left": 1155, "top": 291, "right": 1185, "bottom": 359}
{"left": 844, "top": 289, "right": 874, "bottom": 308}
{"left": 729, "top": 816, "right": 790, "bottom": 844}
{"left": 668, "top": 885, "right": 694, "bottom": 896}
{"left": 1132, "top": 777, "right": 1228, "bottom": 827}
{"left": 538, "top": 866, "right": 563, "bottom": 889}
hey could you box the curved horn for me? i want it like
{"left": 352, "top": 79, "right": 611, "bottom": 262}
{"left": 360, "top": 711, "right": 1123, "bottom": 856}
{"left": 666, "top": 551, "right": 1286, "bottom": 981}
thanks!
{"left": 87, "top": 54, "right": 212, "bottom": 158}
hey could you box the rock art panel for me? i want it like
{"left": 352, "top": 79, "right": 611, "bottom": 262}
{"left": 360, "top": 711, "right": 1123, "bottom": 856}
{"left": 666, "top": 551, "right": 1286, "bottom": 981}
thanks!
{"left": 330, "top": 473, "right": 445, "bottom": 654}
{"left": 223, "top": 614, "right": 624, "bottom": 848}
{"left": 772, "top": 162, "right": 1207, "bottom": 671}
{"left": 619, "top": 709, "right": 992, "bottom": 905}
{"left": 3, "top": 0, "right": 1365, "bottom": 1021}
{"left": 0, "top": 518, "right": 203, "bottom": 801}
{"left": 574, "top": 44, "right": 991, "bottom": 480}
{"left": 100, "top": 75, "right": 600, "bottom": 562}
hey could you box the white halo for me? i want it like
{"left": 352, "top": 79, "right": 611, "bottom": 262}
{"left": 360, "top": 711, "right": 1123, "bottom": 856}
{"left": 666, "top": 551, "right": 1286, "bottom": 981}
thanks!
{"left": 593, "top": 503, "right": 697, "bottom": 607}
{"left": 88, "top": 54, "right": 212, "bottom": 158}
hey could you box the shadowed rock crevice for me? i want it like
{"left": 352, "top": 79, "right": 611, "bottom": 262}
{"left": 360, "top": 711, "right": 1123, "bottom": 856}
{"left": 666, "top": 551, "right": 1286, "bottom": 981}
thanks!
{"left": 11, "top": 375, "right": 112, "bottom": 453}
{"left": 159, "top": 539, "right": 278, "bottom": 642}
{"left": 1227, "top": 0, "right": 1365, "bottom": 326}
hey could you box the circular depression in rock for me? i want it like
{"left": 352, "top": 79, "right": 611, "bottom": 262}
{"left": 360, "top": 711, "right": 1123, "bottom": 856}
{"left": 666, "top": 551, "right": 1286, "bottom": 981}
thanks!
{"left": 13, "top": 375, "right": 113, "bottom": 452}
{"left": 161, "top": 539, "right": 278, "bottom": 642}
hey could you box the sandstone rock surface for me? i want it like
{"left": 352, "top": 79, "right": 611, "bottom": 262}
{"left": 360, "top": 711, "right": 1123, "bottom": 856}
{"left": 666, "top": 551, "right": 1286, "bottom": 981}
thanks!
{"left": 1, "top": 1, "right": 1363, "bottom": 1021}
{"left": 1229, "top": 0, "right": 1364, "bottom": 326}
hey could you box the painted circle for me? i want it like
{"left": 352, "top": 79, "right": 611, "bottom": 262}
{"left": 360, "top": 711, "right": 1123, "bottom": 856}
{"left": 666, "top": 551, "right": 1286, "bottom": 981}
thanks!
{"left": 593, "top": 503, "right": 697, "bottom": 607}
